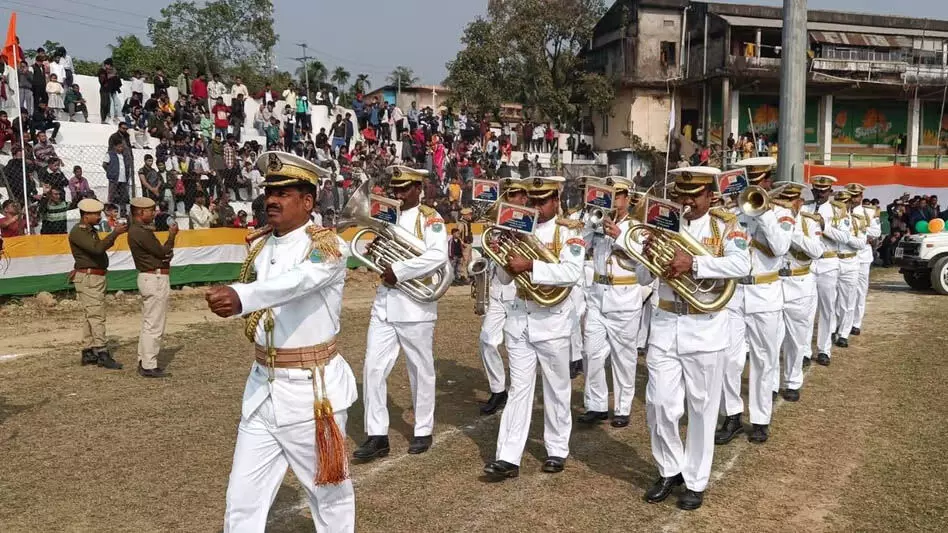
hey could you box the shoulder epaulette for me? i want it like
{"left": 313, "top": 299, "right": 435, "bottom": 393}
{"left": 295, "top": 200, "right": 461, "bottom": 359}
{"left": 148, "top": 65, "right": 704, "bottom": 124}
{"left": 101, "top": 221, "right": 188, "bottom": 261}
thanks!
{"left": 771, "top": 198, "right": 794, "bottom": 210}
{"left": 306, "top": 225, "right": 342, "bottom": 262}
{"left": 418, "top": 205, "right": 438, "bottom": 218}
{"left": 556, "top": 217, "right": 585, "bottom": 230}
{"left": 710, "top": 207, "right": 736, "bottom": 223}
{"left": 830, "top": 200, "right": 847, "bottom": 212}
{"left": 245, "top": 225, "right": 274, "bottom": 245}
{"left": 801, "top": 211, "right": 823, "bottom": 224}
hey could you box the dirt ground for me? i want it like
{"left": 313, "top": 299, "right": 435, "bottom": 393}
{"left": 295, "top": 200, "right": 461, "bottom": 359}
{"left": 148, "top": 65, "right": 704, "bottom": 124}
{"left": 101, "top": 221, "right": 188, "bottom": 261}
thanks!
{"left": 1, "top": 268, "right": 946, "bottom": 532}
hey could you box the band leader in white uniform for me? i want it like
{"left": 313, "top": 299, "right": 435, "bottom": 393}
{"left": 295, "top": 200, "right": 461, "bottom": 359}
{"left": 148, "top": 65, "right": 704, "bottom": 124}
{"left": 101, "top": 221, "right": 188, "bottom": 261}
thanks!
{"left": 636, "top": 167, "right": 750, "bottom": 510}
{"left": 477, "top": 178, "right": 529, "bottom": 415}
{"left": 483, "top": 176, "right": 583, "bottom": 480}
{"left": 771, "top": 183, "right": 824, "bottom": 400}
{"left": 578, "top": 176, "right": 644, "bottom": 428}
{"left": 567, "top": 205, "right": 589, "bottom": 378}
{"left": 206, "top": 152, "right": 357, "bottom": 533}
{"left": 715, "top": 157, "right": 793, "bottom": 446}
{"left": 354, "top": 166, "right": 449, "bottom": 460}
{"left": 833, "top": 189, "right": 868, "bottom": 349}
{"left": 847, "top": 183, "right": 880, "bottom": 337}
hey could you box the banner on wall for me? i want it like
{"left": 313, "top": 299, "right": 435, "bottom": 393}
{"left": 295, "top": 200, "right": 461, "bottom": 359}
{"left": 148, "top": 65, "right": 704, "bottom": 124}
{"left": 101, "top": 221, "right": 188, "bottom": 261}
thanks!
{"left": 804, "top": 165, "right": 948, "bottom": 207}
{"left": 831, "top": 100, "right": 907, "bottom": 146}
{"left": 733, "top": 96, "right": 819, "bottom": 144}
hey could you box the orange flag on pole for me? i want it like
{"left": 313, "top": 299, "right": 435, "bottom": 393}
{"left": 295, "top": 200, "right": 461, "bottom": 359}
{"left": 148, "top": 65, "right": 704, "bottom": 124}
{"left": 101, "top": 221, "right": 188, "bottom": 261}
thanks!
{"left": 3, "top": 12, "right": 22, "bottom": 67}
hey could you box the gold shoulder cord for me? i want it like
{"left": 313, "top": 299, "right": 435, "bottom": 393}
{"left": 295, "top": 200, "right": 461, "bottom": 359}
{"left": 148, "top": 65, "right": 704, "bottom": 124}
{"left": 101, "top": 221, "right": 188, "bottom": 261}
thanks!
{"left": 239, "top": 236, "right": 277, "bottom": 379}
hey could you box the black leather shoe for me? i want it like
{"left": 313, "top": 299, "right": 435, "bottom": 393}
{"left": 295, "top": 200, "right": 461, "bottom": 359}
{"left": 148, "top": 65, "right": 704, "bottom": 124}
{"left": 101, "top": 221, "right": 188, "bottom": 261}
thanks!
{"left": 136, "top": 362, "right": 167, "bottom": 377}
{"left": 480, "top": 391, "right": 508, "bottom": 415}
{"left": 835, "top": 337, "right": 849, "bottom": 348}
{"left": 677, "top": 489, "right": 704, "bottom": 510}
{"left": 541, "top": 456, "right": 565, "bottom": 473}
{"left": 483, "top": 460, "right": 519, "bottom": 480}
{"left": 748, "top": 424, "right": 769, "bottom": 443}
{"left": 832, "top": 332, "right": 839, "bottom": 343}
{"left": 569, "top": 360, "right": 583, "bottom": 379}
{"left": 81, "top": 348, "right": 98, "bottom": 366}
{"left": 816, "top": 353, "right": 831, "bottom": 366}
{"left": 782, "top": 388, "right": 800, "bottom": 402}
{"left": 851, "top": 327, "right": 861, "bottom": 336}
{"left": 407, "top": 435, "right": 433, "bottom": 455}
{"left": 645, "top": 473, "right": 684, "bottom": 503}
{"left": 353, "top": 436, "right": 390, "bottom": 460}
{"left": 772, "top": 390, "right": 778, "bottom": 402}
{"left": 578, "top": 410, "right": 608, "bottom": 424}
{"left": 611, "top": 415, "right": 630, "bottom": 428}
{"left": 96, "top": 349, "right": 122, "bottom": 369}
{"left": 714, "top": 414, "right": 744, "bottom": 445}
{"left": 802, "top": 356, "right": 812, "bottom": 368}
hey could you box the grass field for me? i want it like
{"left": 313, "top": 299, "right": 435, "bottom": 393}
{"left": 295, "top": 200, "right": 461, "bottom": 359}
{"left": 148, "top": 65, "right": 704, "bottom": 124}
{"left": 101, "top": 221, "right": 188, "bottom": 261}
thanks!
{"left": 0, "top": 268, "right": 946, "bottom": 532}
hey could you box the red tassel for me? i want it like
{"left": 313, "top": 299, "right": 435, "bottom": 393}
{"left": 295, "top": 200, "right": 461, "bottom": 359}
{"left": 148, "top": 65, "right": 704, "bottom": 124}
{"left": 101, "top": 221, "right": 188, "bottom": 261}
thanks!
{"left": 314, "top": 398, "right": 349, "bottom": 486}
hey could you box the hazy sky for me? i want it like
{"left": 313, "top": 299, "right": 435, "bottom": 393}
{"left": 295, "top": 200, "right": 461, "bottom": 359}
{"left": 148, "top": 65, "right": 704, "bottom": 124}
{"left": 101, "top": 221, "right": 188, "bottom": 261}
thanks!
{"left": 5, "top": 0, "right": 948, "bottom": 85}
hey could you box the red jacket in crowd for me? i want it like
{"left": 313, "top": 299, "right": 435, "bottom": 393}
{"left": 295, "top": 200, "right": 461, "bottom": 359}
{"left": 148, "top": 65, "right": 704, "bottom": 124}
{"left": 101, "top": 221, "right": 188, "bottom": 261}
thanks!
{"left": 191, "top": 77, "right": 208, "bottom": 99}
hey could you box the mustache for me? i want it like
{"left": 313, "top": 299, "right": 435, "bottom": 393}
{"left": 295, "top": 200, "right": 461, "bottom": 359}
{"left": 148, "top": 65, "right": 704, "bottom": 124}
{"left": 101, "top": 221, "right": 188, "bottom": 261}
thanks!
{"left": 265, "top": 203, "right": 282, "bottom": 211}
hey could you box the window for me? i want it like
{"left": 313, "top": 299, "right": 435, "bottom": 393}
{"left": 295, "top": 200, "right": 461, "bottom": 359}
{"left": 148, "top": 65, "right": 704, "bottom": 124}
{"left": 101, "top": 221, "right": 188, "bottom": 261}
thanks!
{"left": 664, "top": 20, "right": 675, "bottom": 27}
{"left": 602, "top": 113, "right": 609, "bottom": 137}
{"left": 660, "top": 41, "right": 677, "bottom": 67}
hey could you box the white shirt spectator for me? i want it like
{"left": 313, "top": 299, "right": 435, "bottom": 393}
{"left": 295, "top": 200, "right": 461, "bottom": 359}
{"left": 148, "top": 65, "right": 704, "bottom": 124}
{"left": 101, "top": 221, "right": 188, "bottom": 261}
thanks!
{"left": 130, "top": 75, "right": 145, "bottom": 95}
{"left": 208, "top": 80, "right": 226, "bottom": 100}
{"left": 189, "top": 203, "right": 212, "bottom": 229}
{"left": 232, "top": 83, "right": 249, "bottom": 99}
{"left": 533, "top": 124, "right": 545, "bottom": 141}
{"left": 50, "top": 60, "right": 67, "bottom": 85}
{"left": 61, "top": 54, "right": 74, "bottom": 71}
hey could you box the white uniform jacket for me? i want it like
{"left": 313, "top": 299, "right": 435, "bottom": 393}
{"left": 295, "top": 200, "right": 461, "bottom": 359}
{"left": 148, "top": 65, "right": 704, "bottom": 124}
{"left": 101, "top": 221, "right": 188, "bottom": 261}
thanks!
{"left": 230, "top": 223, "right": 358, "bottom": 426}
{"left": 488, "top": 260, "right": 518, "bottom": 303}
{"left": 736, "top": 205, "right": 794, "bottom": 313}
{"left": 782, "top": 211, "right": 825, "bottom": 302}
{"left": 496, "top": 218, "right": 583, "bottom": 343}
{"left": 584, "top": 217, "right": 645, "bottom": 314}
{"left": 837, "top": 208, "right": 868, "bottom": 258}
{"left": 372, "top": 205, "right": 449, "bottom": 322}
{"left": 636, "top": 212, "right": 751, "bottom": 354}
{"left": 807, "top": 201, "right": 851, "bottom": 275}
{"left": 853, "top": 205, "right": 881, "bottom": 264}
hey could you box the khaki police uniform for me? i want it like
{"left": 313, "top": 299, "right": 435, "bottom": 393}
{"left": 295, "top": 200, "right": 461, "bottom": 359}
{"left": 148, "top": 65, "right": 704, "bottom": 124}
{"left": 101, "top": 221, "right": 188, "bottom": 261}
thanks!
{"left": 128, "top": 197, "right": 176, "bottom": 371}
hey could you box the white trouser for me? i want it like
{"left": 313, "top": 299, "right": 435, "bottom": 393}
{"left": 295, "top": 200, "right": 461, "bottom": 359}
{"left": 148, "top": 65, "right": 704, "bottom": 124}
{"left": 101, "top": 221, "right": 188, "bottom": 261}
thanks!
{"left": 745, "top": 310, "right": 784, "bottom": 425}
{"left": 776, "top": 295, "right": 814, "bottom": 392}
{"left": 719, "top": 306, "right": 747, "bottom": 417}
{"left": 224, "top": 398, "right": 354, "bottom": 533}
{"left": 495, "top": 331, "right": 572, "bottom": 465}
{"left": 363, "top": 316, "right": 436, "bottom": 437}
{"left": 815, "top": 269, "right": 839, "bottom": 357}
{"left": 583, "top": 305, "right": 641, "bottom": 416}
{"left": 637, "top": 300, "right": 652, "bottom": 350}
{"left": 646, "top": 341, "right": 725, "bottom": 492}
{"left": 478, "top": 297, "right": 508, "bottom": 394}
{"left": 569, "top": 290, "right": 585, "bottom": 363}
{"left": 853, "top": 262, "right": 871, "bottom": 329}
{"left": 835, "top": 262, "right": 859, "bottom": 341}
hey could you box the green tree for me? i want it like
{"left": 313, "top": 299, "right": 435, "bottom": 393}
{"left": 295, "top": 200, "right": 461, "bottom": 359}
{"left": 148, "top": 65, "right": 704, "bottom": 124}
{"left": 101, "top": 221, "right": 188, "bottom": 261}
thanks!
{"left": 24, "top": 40, "right": 63, "bottom": 58}
{"left": 108, "top": 35, "right": 180, "bottom": 78}
{"left": 330, "top": 67, "right": 351, "bottom": 90}
{"left": 147, "top": 0, "right": 277, "bottom": 76}
{"left": 387, "top": 66, "right": 419, "bottom": 87}
{"left": 353, "top": 73, "right": 371, "bottom": 94}
{"left": 296, "top": 59, "right": 328, "bottom": 94}
{"left": 444, "top": 19, "right": 511, "bottom": 117}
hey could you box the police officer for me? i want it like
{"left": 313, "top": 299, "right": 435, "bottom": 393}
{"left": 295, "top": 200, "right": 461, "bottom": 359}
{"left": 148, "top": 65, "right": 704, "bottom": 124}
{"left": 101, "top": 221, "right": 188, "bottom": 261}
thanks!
{"left": 477, "top": 178, "right": 528, "bottom": 415}
{"left": 68, "top": 198, "right": 127, "bottom": 369}
{"left": 636, "top": 167, "right": 750, "bottom": 510}
{"left": 847, "top": 183, "right": 880, "bottom": 336}
{"left": 206, "top": 152, "right": 357, "bottom": 532}
{"left": 128, "top": 196, "right": 177, "bottom": 378}
{"left": 578, "top": 176, "right": 644, "bottom": 427}
{"left": 354, "top": 166, "right": 449, "bottom": 460}
{"left": 715, "top": 157, "right": 793, "bottom": 445}
{"left": 483, "top": 176, "right": 583, "bottom": 480}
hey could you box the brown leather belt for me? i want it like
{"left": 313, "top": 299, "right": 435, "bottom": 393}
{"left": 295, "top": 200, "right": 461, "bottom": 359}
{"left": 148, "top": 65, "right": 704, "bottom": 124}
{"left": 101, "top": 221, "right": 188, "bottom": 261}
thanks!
{"left": 593, "top": 273, "right": 638, "bottom": 286}
{"left": 657, "top": 299, "right": 706, "bottom": 315}
{"left": 255, "top": 340, "right": 338, "bottom": 369}
{"left": 738, "top": 271, "right": 780, "bottom": 285}
{"left": 74, "top": 268, "right": 107, "bottom": 276}
{"left": 141, "top": 268, "right": 170, "bottom": 275}
{"left": 838, "top": 252, "right": 857, "bottom": 259}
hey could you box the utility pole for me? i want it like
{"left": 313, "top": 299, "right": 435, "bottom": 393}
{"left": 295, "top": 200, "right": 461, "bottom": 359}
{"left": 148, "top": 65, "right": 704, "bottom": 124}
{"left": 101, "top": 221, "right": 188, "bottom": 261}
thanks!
{"left": 294, "top": 42, "right": 311, "bottom": 98}
{"left": 396, "top": 73, "right": 401, "bottom": 108}
{"left": 777, "top": 0, "right": 807, "bottom": 183}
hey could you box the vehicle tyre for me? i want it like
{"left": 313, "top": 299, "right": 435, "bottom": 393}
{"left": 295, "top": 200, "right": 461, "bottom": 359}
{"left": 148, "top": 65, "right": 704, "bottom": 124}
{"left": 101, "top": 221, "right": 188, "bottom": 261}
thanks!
{"left": 930, "top": 257, "right": 948, "bottom": 295}
{"left": 903, "top": 270, "right": 933, "bottom": 291}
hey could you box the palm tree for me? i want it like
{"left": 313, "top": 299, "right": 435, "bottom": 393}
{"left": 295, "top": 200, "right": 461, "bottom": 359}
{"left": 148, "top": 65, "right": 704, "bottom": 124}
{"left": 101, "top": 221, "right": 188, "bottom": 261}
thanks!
{"left": 330, "top": 67, "right": 350, "bottom": 91}
{"left": 353, "top": 73, "right": 371, "bottom": 94}
{"left": 387, "top": 66, "right": 419, "bottom": 87}
{"left": 295, "top": 59, "right": 328, "bottom": 94}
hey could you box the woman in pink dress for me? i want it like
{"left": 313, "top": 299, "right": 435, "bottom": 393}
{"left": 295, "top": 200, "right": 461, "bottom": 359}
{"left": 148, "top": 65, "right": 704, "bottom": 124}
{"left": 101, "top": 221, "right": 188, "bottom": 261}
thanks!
{"left": 432, "top": 134, "right": 446, "bottom": 181}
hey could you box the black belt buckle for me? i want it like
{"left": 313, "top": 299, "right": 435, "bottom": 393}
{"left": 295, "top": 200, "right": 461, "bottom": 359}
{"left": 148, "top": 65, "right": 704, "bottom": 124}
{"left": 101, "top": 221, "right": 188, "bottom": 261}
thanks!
{"left": 674, "top": 300, "right": 689, "bottom": 315}
{"left": 778, "top": 267, "right": 792, "bottom": 277}
{"left": 738, "top": 275, "right": 754, "bottom": 285}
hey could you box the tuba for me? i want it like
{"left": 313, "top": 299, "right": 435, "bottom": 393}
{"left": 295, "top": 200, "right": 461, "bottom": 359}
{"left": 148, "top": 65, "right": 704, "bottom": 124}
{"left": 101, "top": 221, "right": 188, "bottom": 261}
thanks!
{"left": 621, "top": 201, "right": 735, "bottom": 313}
{"left": 337, "top": 181, "right": 454, "bottom": 303}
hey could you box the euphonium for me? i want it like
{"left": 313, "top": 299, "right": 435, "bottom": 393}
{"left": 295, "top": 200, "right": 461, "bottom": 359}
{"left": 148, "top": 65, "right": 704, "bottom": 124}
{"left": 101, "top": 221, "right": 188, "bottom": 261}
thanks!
{"left": 480, "top": 226, "right": 572, "bottom": 307}
{"left": 469, "top": 254, "right": 490, "bottom": 316}
{"left": 337, "top": 181, "right": 454, "bottom": 303}
{"left": 621, "top": 205, "right": 735, "bottom": 313}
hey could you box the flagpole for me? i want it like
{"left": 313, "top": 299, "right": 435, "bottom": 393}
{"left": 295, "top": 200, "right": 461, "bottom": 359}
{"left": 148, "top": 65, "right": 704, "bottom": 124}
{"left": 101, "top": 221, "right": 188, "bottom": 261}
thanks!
{"left": 664, "top": 88, "right": 676, "bottom": 200}
{"left": 7, "top": 18, "right": 31, "bottom": 234}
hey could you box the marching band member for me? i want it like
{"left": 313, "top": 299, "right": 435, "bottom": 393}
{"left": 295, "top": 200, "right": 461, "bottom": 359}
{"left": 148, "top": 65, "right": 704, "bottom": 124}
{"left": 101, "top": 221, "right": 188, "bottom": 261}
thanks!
{"left": 206, "top": 152, "right": 357, "bottom": 532}
{"left": 637, "top": 167, "right": 750, "bottom": 510}
{"left": 772, "top": 182, "right": 824, "bottom": 401}
{"left": 483, "top": 176, "right": 583, "bottom": 480}
{"left": 847, "top": 183, "right": 880, "bottom": 337}
{"left": 477, "top": 178, "right": 529, "bottom": 415}
{"left": 833, "top": 190, "right": 867, "bottom": 349}
{"left": 578, "top": 176, "right": 644, "bottom": 427}
{"left": 715, "top": 157, "right": 793, "bottom": 445}
{"left": 567, "top": 202, "right": 589, "bottom": 378}
{"left": 354, "top": 166, "right": 449, "bottom": 460}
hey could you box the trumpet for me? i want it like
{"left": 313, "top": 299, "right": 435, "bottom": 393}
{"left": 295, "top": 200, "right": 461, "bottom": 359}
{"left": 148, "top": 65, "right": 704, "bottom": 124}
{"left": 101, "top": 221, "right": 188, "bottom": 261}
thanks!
{"left": 480, "top": 227, "right": 572, "bottom": 307}
{"left": 469, "top": 255, "right": 490, "bottom": 316}
{"left": 338, "top": 181, "right": 454, "bottom": 303}
{"left": 737, "top": 184, "right": 790, "bottom": 217}
{"left": 621, "top": 204, "right": 735, "bottom": 313}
